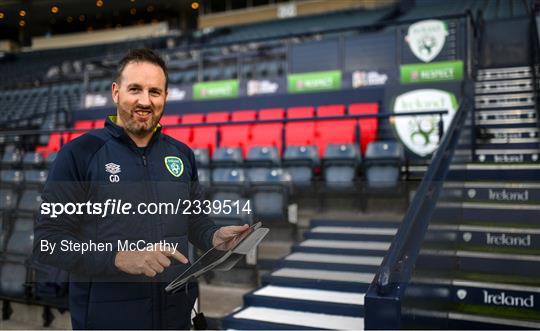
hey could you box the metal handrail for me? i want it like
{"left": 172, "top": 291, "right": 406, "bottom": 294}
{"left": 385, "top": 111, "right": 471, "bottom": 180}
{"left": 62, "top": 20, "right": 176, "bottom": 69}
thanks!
{"left": 375, "top": 94, "right": 471, "bottom": 294}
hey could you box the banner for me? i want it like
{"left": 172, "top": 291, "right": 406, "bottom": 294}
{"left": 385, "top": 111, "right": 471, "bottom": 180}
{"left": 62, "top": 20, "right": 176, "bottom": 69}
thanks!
{"left": 400, "top": 60, "right": 464, "bottom": 84}
{"left": 84, "top": 93, "right": 112, "bottom": 109}
{"left": 405, "top": 19, "right": 449, "bottom": 63}
{"left": 392, "top": 89, "right": 458, "bottom": 157}
{"left": 246, "top": 79, "right": 282, "bottom": 96}
{"left": 193, "top": 80, "right": 239, "bottom": 100}
{"left": 287, "top": 70, "right": 341, "bottom": 93}
{"left": 352, "top": 70, "right": 389, "bottom": 88}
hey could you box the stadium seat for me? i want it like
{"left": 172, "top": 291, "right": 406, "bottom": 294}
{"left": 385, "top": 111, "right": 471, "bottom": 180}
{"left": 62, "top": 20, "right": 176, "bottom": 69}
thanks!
{"left": 285, "top": 106, "right": 316, "bottom": 147}
{"left": 212, "top": 147, "right": 243, "bottom": 168}
{"left": 283, "top": 145, "right": 320, "bottom": 189}
{"left": 0, "top": 262, "right": 28, "bottom": 297}
{"left": 249, "top": 168, "right": 290, "bottom": 222}
{"left": 22, "top": 152, "right": 45, "bottom": 169}
{"left": 0, "top": 170, "right": 24, "bottom": 189}
{"left": 93, "top": 119, "right": 105, "bottom": 128}
{"left": 364, "top": 141, "right": 404, "bottom": 189}
{"left": 193, "top": 148, "right": 210, "bottom": 168}
{"left": 210, "top": 168, "right": 251, "bottom": 227}
{"left": 74, "top": 120, "right": 95, "bottom": 129}
{"left": 1, "top": 149, "right": 23, "bottom": 169}
{"left": 323, "top": 144, "right": 361, "bottom": 190}
{"left": 191, "top": 112, "right": 229, "bottom": 155}
{"left": 245, "top": 146, "right": 289, "bottom": 221}
{"left": 35, "top": 132, "right": 66, "bottom": 158}
{"left": 192, "top": 148, "right": 211, "bottom": 187}
{"left": 348, "top": 103, "right": 379, "bottom": 154}
{"left": 169, "top": 113, "right": 206, "bottom": 146}
{"left": 0, "top": 189, "right": 18, "bottom": 212}
{"left": 315, "top": 104, "right": 356, "bottom": 156}
{"left": 5, "top": 218, "right": 34, "bottom": 256}
{"left": 17, "top": 189, "right": 42, "bottom": 214}
{"left": 0, "top": 213, "right": 7, "bottom": 252}
{"left": 23, "top": 170, "right": 48, "bottom": 188}
{"left": 164, "top": 114, "right": 193, "bottom": 144}
{"left": 220, "top": 110, "right": 257, "bottom": 157}
{"left": 251, "top": 108, "right": 285, "bottom": 153}
{"left": 0, "top": 218, "right": 34, "bottom": 298}
{"left": 160, "top": 115, "right": 181, "bottom": 126}
{"left": 46, "top": 152, "right": 58, "bottom": 168}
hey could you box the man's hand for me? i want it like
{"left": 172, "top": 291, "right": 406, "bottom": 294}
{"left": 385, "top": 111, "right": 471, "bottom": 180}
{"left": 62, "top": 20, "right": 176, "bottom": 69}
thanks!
{"left": 114, "top": 245, "right": 188, "bottom": 277}
{"left": 212, "top": 224, "right": 249, "bottom": 247}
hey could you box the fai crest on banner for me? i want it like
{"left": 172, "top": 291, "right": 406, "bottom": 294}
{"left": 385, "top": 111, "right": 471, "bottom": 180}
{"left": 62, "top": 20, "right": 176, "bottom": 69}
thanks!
{"left": 405, "top": 20, "right": 448, "bottom": 63}
{"left": 164, "top": 156, "right": 184, "bottom": 177}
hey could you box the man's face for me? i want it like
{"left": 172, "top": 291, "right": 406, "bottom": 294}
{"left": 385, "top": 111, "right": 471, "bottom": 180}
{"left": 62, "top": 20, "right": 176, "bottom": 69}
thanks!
{"left": 112, "top": 61, "right": 167, "bottom": 137}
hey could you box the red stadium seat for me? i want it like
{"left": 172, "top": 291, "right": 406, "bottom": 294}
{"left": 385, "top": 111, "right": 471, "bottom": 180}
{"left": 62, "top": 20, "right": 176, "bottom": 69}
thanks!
{"left": 285, "top": 106, "right": 316, "bottom": 147}
{"left": 349, "top": 103, "right": 379, "bottom": 154}
{"left": 68, "top": 120, "right": 94, "bottom": 142}
{"left": 35, "top": 132, "right": 67, "bottom": 158}
{"left": 181, "top": 114, "right": 205, "bottom": 124}
{"left": 251, "top": 108, "right": 284, "bottom": 153}
{"left": 206, "top": 112, "right": 230, "bottom": 123}
{"left": 221, "top": 110, "right": 257, "bottom": 157}
{"left": 163, "top": 115, "right": 191, "bottom": 144}
{"left": 166, "top": 113, "right": 205, "bottom": 147}
{"left": 191, "top": 112, "right": 229, "bottom": 155}
{"left": 74, "top": 120, "right": 95, "bottom": 129}
{"left": 160, "top": 115, "right": 181, "bottom": 126}
{"left": 315, "top": 104, "right": 355, "bottom": 156}
{"left": 316, "top": 104, "right": 345, "bottom": 117}
{"left": 93, "top": 119, "right": 105, "bottom": 128}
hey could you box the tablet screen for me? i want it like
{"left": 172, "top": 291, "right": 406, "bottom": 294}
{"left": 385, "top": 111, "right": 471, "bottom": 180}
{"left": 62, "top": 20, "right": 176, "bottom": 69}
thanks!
{"left": 165, "top": 222, "right": 261, "bottom": 293}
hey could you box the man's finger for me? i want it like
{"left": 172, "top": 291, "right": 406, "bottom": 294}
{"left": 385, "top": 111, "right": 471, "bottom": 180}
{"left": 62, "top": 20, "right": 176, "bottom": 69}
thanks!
{"left": 143, "top": 267, "right": 157, "bottom": 277}
{"left": 155, "top": 252, "right": 171, "bottom": 268}
{"left": 227, "top": 224, "right": 249, "bottom": 235}
{"left": 147, "top": 258, "right": 165, "bottom": 274}
{"left": 162, "top": 249, "right": 188, "bottom": 264}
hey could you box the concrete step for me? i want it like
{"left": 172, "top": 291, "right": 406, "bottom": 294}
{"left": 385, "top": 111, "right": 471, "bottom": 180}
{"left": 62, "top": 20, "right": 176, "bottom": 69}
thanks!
{"left": 243, "top": 285, "right": 364, "bottom": 317}
{"left": 261, "top": 267, "right": 374, "bottom": 292}
{"left": 292, "top": 239, "right": 391, "bottom": 257}
{"left": 474, "top": 148, "right": 540, "bottom": 163}
{"left": 475, "top": 92, "right": 535, "bottom": 109}
{"left": 407, "top": 308, "right": 540, "bottom": 329}
{"left": 446, "top": 163, "right": 540, "bottom": 181}
{"left": 477, "top": 67, "right": 532, "bottom": 81}
{"left": 432, "top": 201, "right": 540, "bottom": 227}
{"left": 426, "top": 224, "right": 540, "bottom": 251}
{"left": 475, "top": 78, "right": 533, "bottom": 94}
{"left": 417, "top": 249, "right": 540, "bottom": 278}
{"left": 278, "top": 252, "right": 383, "bottom": 273}
{"left": 304, "top": 226, "right": 397, "bottom": 242}
{"left": 442, "top": 182, "right": 540, "bottom": 204}
{"left": 222, "top": 306, "right": 364, "bottom": 330}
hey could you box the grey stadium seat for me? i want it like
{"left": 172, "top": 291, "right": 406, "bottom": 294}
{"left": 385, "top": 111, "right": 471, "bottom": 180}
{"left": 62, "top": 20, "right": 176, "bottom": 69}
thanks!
{"left": 364, "top": 141, "right": 404, "bottom": 189}
{"left": 283, "top": 145, "right": 319, "bottom": 189}
{"left": 323, "top": 144, "right": 361, "bottom": 190}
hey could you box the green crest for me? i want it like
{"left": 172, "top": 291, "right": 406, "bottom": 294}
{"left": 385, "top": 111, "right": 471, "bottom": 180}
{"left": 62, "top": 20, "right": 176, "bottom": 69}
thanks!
{"left": 164, "top": 156, "right": 184, "bottom": 177}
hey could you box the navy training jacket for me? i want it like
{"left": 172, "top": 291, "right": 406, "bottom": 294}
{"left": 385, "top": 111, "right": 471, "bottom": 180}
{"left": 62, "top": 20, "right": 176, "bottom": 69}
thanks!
{"left": 34, "top": 116, "right": 219, "bottom": 329}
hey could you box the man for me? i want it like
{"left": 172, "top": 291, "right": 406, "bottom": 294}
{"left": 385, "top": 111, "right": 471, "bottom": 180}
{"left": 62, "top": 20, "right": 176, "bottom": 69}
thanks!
{"left": 34, "top": 48, "right": 248, "bottom": 329}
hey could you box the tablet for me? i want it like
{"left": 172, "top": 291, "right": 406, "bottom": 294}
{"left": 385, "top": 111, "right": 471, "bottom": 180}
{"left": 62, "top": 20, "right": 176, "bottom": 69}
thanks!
{"left": 165, "top": 222, "right": 268, "bottom": 293}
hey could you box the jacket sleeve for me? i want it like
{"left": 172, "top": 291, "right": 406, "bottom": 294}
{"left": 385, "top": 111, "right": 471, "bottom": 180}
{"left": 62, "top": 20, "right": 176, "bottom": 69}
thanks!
{"left": 186, "top": 150, "right": 219, "bottom": 250}
{"left": 33, "top": 145, "right": 120, "bottom": 276}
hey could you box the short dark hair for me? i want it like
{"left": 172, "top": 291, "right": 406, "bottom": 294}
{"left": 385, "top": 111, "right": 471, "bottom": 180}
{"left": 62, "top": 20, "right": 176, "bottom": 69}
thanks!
{"left": 115, "top": 48, "right": 168, "bottom": 90}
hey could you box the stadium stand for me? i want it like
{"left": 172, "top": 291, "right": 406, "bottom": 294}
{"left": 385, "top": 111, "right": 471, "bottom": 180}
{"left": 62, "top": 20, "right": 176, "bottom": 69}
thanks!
{"left": 0, "top": 0, "right": 539, "bottom": 329}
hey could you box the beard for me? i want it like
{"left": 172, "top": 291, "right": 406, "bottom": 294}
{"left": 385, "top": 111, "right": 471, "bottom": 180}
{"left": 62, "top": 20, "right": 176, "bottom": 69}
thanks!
{"left": 118, "top": 105, "right": 162, "bottom": 137}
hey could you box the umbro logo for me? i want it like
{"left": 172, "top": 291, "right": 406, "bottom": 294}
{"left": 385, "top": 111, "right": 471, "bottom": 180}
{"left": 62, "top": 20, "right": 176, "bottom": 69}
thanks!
{"left": 105, "top": 163, "right": 121, "bottom": 182}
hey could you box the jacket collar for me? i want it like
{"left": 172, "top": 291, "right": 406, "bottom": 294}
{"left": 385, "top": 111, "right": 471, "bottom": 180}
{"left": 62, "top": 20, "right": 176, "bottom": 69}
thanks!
{"left": 105, "top": 115, "right": 162, "bottom": 148}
